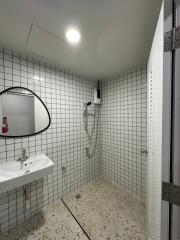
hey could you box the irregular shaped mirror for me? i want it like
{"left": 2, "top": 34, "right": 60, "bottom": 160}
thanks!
{"left": 0, "top": 87, "right": 50, "bottom": 137}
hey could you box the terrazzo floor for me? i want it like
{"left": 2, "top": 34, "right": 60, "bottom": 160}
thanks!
{"left": 63, "top": 177, "right": 146, "bottom": 240}
{"left": 0, "top": 201, "right": 89, "bottom": 240}
{"left": 1, "top": 177, "right": 146, "bottom": 240}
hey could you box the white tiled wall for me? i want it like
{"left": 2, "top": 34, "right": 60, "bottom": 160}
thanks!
{"left": 0, "top": 48, "right": 101, "bottom": 232}
{"left": 101, "top": 67, "right": 147, "bottom": 201}
{"left": 0, "top": 47, "right": 147, "bottom": 233}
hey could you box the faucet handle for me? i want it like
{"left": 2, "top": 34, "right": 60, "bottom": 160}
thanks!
{"left": 22, "top": 148, "right": 29, "bottom": 160}
{"left": 22, "top": 148, "right": 26, "bottom": 155}
{"left": 16, "top": 156, "right": 22, "bottom": 162}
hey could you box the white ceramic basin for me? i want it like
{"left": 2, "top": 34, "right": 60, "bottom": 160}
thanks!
{"left": 0, "top": 154, "right": 54, "bottom": 194}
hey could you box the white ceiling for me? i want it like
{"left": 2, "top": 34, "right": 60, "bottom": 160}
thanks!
{"left": 0, "top": 0, "right": 162, "bottom": 79}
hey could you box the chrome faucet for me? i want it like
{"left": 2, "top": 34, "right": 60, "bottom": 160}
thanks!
{"left": 17, "top": 149, "right": 29, "bottom": 169}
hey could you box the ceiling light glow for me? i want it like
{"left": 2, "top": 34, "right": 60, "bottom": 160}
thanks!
{"left": 65, "top": 28, "right": 81, "bottom": 44}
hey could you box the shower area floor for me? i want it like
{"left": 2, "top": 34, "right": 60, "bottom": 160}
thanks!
{"left": 1, "top": 178, "right": 145, "bottom": 240}
{"left": 63, "top": 177, "right": 146, "bottom": 240}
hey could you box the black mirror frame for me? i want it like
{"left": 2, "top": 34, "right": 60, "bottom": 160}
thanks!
{"left": 0, "top": 86, "right": 51, "bottom": 138}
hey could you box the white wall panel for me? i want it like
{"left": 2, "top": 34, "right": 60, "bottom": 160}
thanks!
{"left": 147, "top": 3, "right": 164, "bottom": 240}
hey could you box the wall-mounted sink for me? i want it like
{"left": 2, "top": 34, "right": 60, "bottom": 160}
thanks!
{"left": 0, "top": 154, "right": 54, "bottom": 194}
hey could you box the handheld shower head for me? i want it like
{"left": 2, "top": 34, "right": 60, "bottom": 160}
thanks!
{"left": 86, "top": 102, "right": 92, "bottom": 106}
{"left": 84, "top": 102, "right": 92, "bottom": 116}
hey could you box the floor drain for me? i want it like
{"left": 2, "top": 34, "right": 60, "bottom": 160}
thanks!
{"left": 75, "top": 194, "right": 81, "bottom": 199}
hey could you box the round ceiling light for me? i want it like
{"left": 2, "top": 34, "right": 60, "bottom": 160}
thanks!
{"left": 65, "top": 28, "right": 81, "bottom": 45}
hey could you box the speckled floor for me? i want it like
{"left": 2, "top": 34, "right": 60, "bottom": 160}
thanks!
{"left": 63, "top": 177, "right": 146, "bottom": 240}
{"left": 0, "top": 201, "right": 89, "bottom": 240}
{"left": 1, "top": 178, "right": 146, "bottom": 240}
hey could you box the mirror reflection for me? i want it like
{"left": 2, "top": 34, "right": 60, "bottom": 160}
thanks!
{"left": 0, "top": 87, "right": 50, "bottom": 137}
